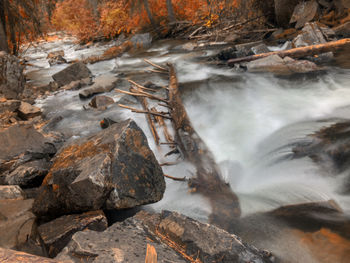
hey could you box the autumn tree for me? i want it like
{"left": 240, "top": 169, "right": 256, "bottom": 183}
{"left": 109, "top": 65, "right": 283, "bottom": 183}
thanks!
{"left": 0, "top": 0, "right": 44, "bottom": 54}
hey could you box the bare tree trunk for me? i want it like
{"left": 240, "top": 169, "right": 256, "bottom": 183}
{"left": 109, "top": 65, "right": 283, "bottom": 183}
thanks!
{"left": 166, "top": 0, "right": 176, "bottom": 24}
{"left": 143, "top": 0, "right": 157, "bottom": 28}
{"left": 0, "top": 15, "right": 8, "bottom": 53}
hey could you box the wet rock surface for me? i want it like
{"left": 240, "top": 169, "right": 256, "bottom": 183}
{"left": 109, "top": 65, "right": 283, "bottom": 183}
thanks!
{"left": 52, "top": 62, "right": 92, "bottom": 87}
{"left": 89, "top": 95, "right": 114, "bottom": 109}
{"left": 79, "top": 74, "right": 118, "bottom": 99}
{"left": 246, "top": 54, "right": 319, "bottom": 74}
{"left": 33, "top": 119, "right": 165, "bottom": 218}
{"left": 38, "top": 210, "right": 107, "bottom": 257}
{"left": 293, "top": 120, "right": 350, "bottom": 194}
{"left": 0, "top": 52, "right": 25, "bottom": 99}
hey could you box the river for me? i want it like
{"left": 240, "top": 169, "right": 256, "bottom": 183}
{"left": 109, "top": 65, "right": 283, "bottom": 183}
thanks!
{"left": 23, "top": 34, "right": 350, "bottom": 262}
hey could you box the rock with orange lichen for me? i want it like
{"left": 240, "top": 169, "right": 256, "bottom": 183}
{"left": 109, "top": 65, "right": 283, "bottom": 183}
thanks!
{"left": 33, "top": 119, "right": 165, "bottom": 218}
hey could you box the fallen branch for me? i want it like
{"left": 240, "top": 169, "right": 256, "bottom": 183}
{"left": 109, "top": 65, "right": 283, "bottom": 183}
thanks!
{"left": 144, "top": 59, "right": 168, "bottom": 72}
{"left": 115, "top": 89, "right": 168, "bottom": 103}
{"left": 164, "top": 174, "right": 187, "bottom": 182}
{"left": 228, "top": 38, "right": 350, "bottom": 66}
{"left": 128, "top": 79, "right": 158, "bottom": 92}
{"left": 118, "top": 104, "right": 172, "bottom": 120}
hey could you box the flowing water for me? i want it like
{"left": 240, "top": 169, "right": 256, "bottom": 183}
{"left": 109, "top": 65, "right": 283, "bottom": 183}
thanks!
{"left": 23, "top": 35, "right": 350, "bottom": 262}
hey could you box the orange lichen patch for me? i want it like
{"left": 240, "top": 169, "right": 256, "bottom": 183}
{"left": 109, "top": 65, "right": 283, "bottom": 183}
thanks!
{"left": 155, "top": 229, "right": 202, "bottom": 263}
{"left": 52, "top": 184, "right": 59, "bottom": 192}
{"left": 294, "top": 228, "right": 350, "bottom": 263}
{"left": 51, "top": 141, "right": 110, "bottom": 171}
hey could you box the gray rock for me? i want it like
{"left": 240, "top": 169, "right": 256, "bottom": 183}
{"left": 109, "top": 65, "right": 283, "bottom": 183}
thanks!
{"left": 62, "top": 77, "right": 92, "bottom": 91}
{"left": 290, "top": 0, "right": 318, "bottom": 29}
{"left": 57, "top": 211, "right": 272, "bottom": 263}
{"left": 33, "top": 119, "right": 165, "bottom": 218}
{"left": 38, "top": 210, "right": 107, "bottom": 257}
{"left": 251, "top": 43, "right": 270, "bottom": 55}
{"left": 52, "top": 62, "right": 92, "bottom": 87}
{"left": 79, "top": 74, "right": 118, "bottom": 99}
{"left": 235, "top": 41, "right": 263, "bottom": 56}
{"left": 156, "top": 211, "right": 273, "bottom": 263}
{"left": 17, "top": 101, "right": 41, "bottom": 120}
{"left": 0, "top": 100, "right": 21, "bottom": 114}
{"left": 0, "top": 52, "right": 25, "bottom": 99}
{"left": 293, "top": 22, "right": 326, "bottom": 48}
{"left": 0, "top": 199, "right": 36, "bottom": 248}
{"left": 5, "top": 159, "right": 51, "bottom": 188}
{"left": 0, "top": 185, "right": 24, "bottom": 200}
{"left": 247, "top": 54, "right": 319, "bottom": 75}
{"left": 130, "top": 33, "right": 153, "bottom": 48}
{"left": 89, "top": 95, "right": 114, "bottom": 109}
{"left": 334, "top": 21, "right": 350, "bottom": 38}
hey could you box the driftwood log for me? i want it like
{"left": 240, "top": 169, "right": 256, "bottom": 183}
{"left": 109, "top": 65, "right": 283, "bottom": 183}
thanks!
{"left": 228, "top": 38, "right": 350, "bottom": 66}
{"left": 116, "top": 61, "right": 241, "bottom": 228}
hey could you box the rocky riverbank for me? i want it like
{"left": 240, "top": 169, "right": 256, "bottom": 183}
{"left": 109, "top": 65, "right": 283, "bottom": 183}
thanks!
{"left": 1, "top": 2, "right": 350, "bottom": 261}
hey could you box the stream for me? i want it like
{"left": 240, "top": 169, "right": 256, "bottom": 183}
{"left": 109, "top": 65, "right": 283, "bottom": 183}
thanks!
{"left": 23, "top": 35, "right": 350, "bottom": 262}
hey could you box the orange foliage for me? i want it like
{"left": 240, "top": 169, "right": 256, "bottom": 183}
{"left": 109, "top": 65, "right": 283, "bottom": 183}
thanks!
{"left": 50, "top": 0, "right": 243, "bottom": 41}
{"left": 51, "top": 0, "right": 98, "bottom": 42}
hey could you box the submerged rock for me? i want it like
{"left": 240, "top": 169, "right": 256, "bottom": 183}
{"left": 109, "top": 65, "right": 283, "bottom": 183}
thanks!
{"left": 52, "top": 62, "right": 92, "bottom": 87}
{"left": 247, "top": 54, "right": 319, "bottom": 74}
{"left": 89, "top": 95, "right": 114, "bottom": 109}
{"left": 38, "top": 210, "right": 107, "bottom": 257}
{"left": 79, "top": 74, "right": 118, "bottom": 99}
{"left": 0, "top": 199, "right": 36, "bottom": 248}
{"left": 33, "top": 119, "right": 165, "bottom": 218}
{"left": 47, "top": 51, "right": 67, "bottom": 66}
{"left": 0, "top": 52, "right": 25, "bottom": 99}
{"left": 57, "top": 211, "right": 273, "bottom": 263}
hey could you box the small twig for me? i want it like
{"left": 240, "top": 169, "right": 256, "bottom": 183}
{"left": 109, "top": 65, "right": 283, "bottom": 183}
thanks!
{"left": 164, "top": 174, "right": 187, "bottom": 182}
{"left": 149, "top": 69, "right": 168, "bottom": 74}
{"left": 130, "top": 87, "right": 169, "bottom": 103}
{"left": 144, "top": 59, "right": 168, "bottom": 72}
{"left": 128, "top": 79, "right": 157, "bottom": 92}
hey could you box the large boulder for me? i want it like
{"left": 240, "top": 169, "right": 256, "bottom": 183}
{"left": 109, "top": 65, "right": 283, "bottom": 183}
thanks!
{"left": 38, "top": 210, "right": 107, "bottom": 257}
{"left": 57, "top": 211, "right": 273, "bottom": 263}
{"left": 0, "top": 51, "right": 25, "bottom": 99}
{"left": 33, "top": 119, "right": 165, "bottom": 218}
{"left": 0, "top": 199, "right": 36, "bottom": 248}
{"left": 79, "top": 74, "right": 118, "bottom": 99}
{"left": 52, "top": 62, "right": 92, "bottom": 87}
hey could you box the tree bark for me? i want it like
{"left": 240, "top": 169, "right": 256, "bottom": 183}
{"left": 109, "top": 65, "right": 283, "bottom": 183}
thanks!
{"left": 166, "top": 0, "right": 176, "bottom": 24}
{"left": 143, "top": 0, "right": 157, "bottom": 28}
{"left": 228, "top": 38, "right": 350, "bottom": 66}
{"left": 0, "top": 11, "right": 8, "bottom": 52}
{"left": 167, "top": 64, "right": 241, "bottom": 227}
